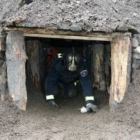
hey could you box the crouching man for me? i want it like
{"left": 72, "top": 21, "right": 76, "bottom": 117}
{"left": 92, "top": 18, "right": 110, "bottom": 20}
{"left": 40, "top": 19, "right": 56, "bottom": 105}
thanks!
{"left": 45, "top": 47, "right": 97, "bottom": 113}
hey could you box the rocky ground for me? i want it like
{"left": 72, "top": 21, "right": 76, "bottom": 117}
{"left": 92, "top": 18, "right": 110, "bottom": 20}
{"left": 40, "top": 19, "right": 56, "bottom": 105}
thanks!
{"left": 1, "top": 70, "right": 140, "bottom": 140}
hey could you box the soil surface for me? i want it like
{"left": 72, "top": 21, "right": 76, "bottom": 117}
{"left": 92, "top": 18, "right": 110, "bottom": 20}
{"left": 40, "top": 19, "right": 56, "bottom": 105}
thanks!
{"left": 1, "top": 70, "right": 140, "bottom": 140}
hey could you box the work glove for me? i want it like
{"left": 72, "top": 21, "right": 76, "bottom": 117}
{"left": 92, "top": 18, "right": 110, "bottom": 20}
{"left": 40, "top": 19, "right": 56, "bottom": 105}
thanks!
{"left": 47, "top": 100, "right": 59, "bottom": 109}
{"left": 86, "top": 103, "right": 98, "bottom": 112}
{"left": 80, "top": 103, "right": 98, "bottom": 113}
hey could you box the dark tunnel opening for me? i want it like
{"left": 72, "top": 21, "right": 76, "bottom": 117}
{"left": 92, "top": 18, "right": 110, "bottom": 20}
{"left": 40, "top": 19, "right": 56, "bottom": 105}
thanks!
{"left": 25, "top": 38, "right": 111, "bottom": 107}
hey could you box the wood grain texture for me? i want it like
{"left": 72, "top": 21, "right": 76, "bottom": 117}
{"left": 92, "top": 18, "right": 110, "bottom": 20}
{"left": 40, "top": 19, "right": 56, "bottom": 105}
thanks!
{"left": 4, "top": 27, "right": 112, "bottom": 41}
{"left": 91, "top": 43, "right": 106, "bottom": 91}
{"left": 110, "top": 34, "right": 131, "bottom": 105}
{"left": 6, "top": 31, "right": 27, "bottom": 110}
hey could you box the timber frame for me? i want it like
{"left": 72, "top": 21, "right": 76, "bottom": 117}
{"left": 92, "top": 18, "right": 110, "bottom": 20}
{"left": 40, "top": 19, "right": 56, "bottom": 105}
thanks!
{"left": 1, "top": 27, "right": 132, "bottom": 111}
{"left": 4, "top": 27, "right": 117, "bottom": 41}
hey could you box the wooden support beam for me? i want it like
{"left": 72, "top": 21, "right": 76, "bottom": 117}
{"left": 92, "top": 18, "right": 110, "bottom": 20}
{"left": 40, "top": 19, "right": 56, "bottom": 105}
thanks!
{"left": 4, "top": 27, "right": 112, "bottom": 41}
{"left": 104, "top": 43, "right": 111, "bottom": 92}
{"left": 6, "top": 31, "right": 27, "bottom": 111}
{"left": 26, "top": 40, "right": 40, "bottom": 89}
{"left": 23, "top": 33, "right": 112, "bottom": 41}
{"left": 0, "top": 52, "right": 7, "bottom": 101}
{"left": 110, "top": 33, "right": 132, "bottom": 109}
{"left": 0, "top": 25, "right": 5, "bottom": 51}
{"left": 91, "top": 43, "right": 106, "bottom": 91}
{"left": 0, "top": 36, "right": 5, "bottom": 51}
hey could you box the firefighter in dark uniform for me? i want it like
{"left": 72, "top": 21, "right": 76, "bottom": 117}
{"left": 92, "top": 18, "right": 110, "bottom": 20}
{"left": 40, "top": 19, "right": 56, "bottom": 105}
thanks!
{"left": 45, "top": 48, "right": 97, "bottom": 112}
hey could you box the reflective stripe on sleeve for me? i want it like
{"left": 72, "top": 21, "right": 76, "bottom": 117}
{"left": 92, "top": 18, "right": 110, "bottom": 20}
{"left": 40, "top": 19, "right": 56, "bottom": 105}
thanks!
{"left": 85, "top": 96, "right": 94, "bottom": 101}
{"left": 46, "top": 95, "right": 54, "bottom": 100}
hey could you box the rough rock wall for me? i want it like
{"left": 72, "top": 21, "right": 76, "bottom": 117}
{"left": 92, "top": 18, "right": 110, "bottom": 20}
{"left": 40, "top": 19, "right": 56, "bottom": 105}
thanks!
{"left": 132, "top": 34, "right": 140, "bottom": 70}
{"left": 1, "top": 0, "right": 140, "bottom": 33}
{"left": 0, "top": 0, "right": 22, "bottom": 21}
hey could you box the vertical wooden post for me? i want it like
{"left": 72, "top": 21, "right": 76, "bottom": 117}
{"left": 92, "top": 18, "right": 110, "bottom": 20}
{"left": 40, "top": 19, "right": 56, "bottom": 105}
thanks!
{"left": 110, "top": 33, "right": 131, "bottom": 109}
{"left": 0, "top": 52, "right": 7, "bottom": 101}
{"left": 104, "top": 43, "right": 111, "bottom": 93}
{"left": 91, "top": 43, "right": 106, "bottom": 91}
{"left": 0, "top": 25, "right": 7, "bottom": 100}
{"left": 6, "top": 31, "right": 27, "bottom": 110}
{"left": 0, "top": 24, "right": 5, "bottom": 51}
{"left": 26, "top": 40, "right": 40, "bottom": 89}
{"left": 0, "top": 36, "right": 5, "bottom": 51}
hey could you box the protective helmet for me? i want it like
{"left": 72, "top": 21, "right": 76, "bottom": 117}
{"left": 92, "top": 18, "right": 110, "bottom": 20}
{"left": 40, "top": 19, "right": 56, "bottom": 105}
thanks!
{"left": 64, "top": 47, "right": 81, "bottom": 72}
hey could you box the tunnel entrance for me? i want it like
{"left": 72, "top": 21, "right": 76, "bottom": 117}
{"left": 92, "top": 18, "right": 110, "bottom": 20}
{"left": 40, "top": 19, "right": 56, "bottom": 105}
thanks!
{"left": 5, "top": 30, "right": 131, "bottom": 110}
{"left": 25, "top": 38, "right": 111, "bottom": 107}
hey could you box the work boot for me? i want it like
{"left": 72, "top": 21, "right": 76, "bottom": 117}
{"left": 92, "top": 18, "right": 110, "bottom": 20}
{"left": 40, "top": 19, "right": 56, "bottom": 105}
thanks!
{"left": 47, "top": 100, "right": 59, "bottom": 109}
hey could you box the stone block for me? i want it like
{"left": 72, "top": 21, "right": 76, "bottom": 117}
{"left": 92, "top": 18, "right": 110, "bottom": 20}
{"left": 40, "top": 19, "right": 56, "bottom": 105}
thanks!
{"left": 132, "top": 36, "right": 139, "bottom": 48}
{"left": 132, "top": 63, "right": 140, "bottom": 69}
{"left": 132, "top": 57, "right": 140, "bottom": 69}
{"left": 133, "top": 47, "right": 140, "bottom": 53}
{"left": 132, "top": 58, "right": 140, "bottom": 64}
{"left": 133, "top": 52, "right": 140, "bottom": 59}
{"left": 70, "top": 25, "right": 82, "bottom": 32}
{"left": 117, "top": 26, "right": 128, "bottom": 32}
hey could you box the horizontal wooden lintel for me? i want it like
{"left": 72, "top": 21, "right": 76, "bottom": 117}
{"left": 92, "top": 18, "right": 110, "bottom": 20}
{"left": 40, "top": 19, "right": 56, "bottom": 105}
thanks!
{"left": 24, "top": 33, "right": 112, "bottom": 41}
{"left": 4, "top": 27, "right": 131, "bottom": 42}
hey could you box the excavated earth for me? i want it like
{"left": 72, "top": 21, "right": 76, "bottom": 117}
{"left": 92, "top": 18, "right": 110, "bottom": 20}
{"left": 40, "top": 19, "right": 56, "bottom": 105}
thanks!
{"left": 1, "top": 70, "right": 140, "bottom": 140}
{"left": 0, "top": 0, "right": 140, "bottom": 32}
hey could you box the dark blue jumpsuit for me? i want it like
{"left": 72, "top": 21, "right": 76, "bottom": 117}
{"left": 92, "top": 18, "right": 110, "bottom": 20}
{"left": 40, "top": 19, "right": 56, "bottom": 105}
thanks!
{"left": 45, "top": 58, "right": 94, "bottom": 102}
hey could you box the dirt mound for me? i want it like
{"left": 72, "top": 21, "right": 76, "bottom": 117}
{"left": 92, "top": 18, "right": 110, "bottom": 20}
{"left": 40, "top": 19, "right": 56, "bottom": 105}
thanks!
{"left": 0, "top": 70, "right": 140, "bottom": 139}
{"left": 1, "top": 0, "right": 140, "bottom": 32}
